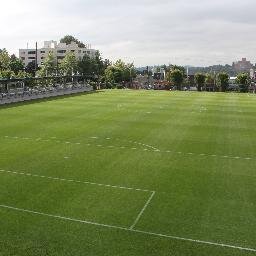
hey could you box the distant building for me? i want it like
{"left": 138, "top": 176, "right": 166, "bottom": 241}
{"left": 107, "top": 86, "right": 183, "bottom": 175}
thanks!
{"left": 134, "top": 74, "right": 154, "bottom": 88}
{"left": 228, "top": 76, "right": 241, "bottom": 91}
{"left": 19, "top": 40, "right": 97, "bottom": 67}
{"left": 152, "top": 67, "right": 165, "bottom": 80}
{"left": 232, "top": 58, "right": 253, "bottom": 72}
{"left": 229, "top": 77, "right": 237, "bottom": 85}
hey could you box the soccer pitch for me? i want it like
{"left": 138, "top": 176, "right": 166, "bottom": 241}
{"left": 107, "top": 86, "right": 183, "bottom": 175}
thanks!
{"left": 0, "top": 90, "right": 255, "bottom": 256}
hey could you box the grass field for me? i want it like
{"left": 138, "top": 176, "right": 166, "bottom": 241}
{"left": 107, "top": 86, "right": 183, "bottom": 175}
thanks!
{"left": 0, "top": 90, "right": 255, "bottom": 256}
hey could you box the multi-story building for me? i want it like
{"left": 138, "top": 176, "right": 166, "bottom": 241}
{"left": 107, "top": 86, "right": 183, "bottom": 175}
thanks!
{"left": 232, "top": 58, "right": 253, "bottom": 73}
{"left": 19, "top": 40, "right": 97, "bottom": 67}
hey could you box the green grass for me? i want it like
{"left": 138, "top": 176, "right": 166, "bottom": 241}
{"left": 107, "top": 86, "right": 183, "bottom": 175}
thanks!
{"left": 0, "top": 90, "right": 255, "bottom": 256}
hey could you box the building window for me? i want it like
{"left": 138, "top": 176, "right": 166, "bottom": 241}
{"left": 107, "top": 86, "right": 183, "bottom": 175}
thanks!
{"left": 21, "top": 57, "right": 25, "bottom": 60}
{"left": 57, "top": 50, "right": 66, "bottom": 54}
{"left": 41, "top": 51, "right": 45, "bottom": 54}
{"left": 71, "top": 50, "right": 75, "bottom": 52}
{"left": 57, "top": 56, "right": 65, "bottom": 60}
{"left": 28, "top": 51, "right": 36, "bottom": 54}
{"left": 28, "top": 57, "right": 35, "bottom": 59}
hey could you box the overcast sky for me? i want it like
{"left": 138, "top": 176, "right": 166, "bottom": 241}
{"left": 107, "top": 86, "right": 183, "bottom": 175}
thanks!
{"left": 1, "top": 0, "right": 256, "bottom": 66}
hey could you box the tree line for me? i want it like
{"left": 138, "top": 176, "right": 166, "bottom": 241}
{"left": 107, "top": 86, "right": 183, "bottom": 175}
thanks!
{"left": 0, "top": 49, "right": 30, "bottom": 79}
{"left": 0, "top": 35, "right": 252, "bottom": 92}
{"left": 0, "top": 35, "right": 136, "bottom": 89}
{"left": 165, "top": 65, "right": 251, "bottom": 92}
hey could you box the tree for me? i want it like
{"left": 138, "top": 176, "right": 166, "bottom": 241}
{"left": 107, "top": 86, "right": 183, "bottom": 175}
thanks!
{"left": 105, "top": 66, "right": 116, "bottom": 84}
{"left": 25, "top": 61, "right": 36, "bottom": 76}
{"left": 113, "top": 60, "right": 136, "bottom": 82}
{"left": 78, "top": 54, "right": 96, "bottom": 76}
{"left": 37, "top": 52, "right": 56, "bottom": 77}
{"left": 16, "top": 70, "right": 32, "bottom": 79}
{"left": 9, "top": 55, "right": 24, "bottom": 74}
{"left": 104, "top": 60, "right": 136, "bottom": 88}
{"left": 205, "top": 73, "right": 215, "bottom": 90}
{"left": 60, "top": 35, "right": 85, "bottom": 48}
{"left": 0, "top": 50, "right": 26, "bottom": 79}
{"left": 105, "top": 66, "right": 122, "bottom": 84}
{"left": 195, "top": 73, "right": 206, "bottom": 91}
{"left": 59, "top": 52, "right": 78, "bottom": 75}
{"left": 217, "top": 72, "right": 229, "bottom": 92}
{"left": 103, "top": 58, "right": 111, "bottom": 70}
{"left": 112, "top": 60, "right": 136, "bottom": 83}
{"left": 77, "top": 50, "right": 110, "bottom": 81}
{"left": 0, "top": 49, "right": 11, "bottom": 70}
{"left": 0, "top": 70, "right": 15, "bottom": 79}
{"left": 205, "top": 73, "right": 214, "bottom": 85}
{"left": 236, "top": 73, "right": 250, "bottom": 92}
{"left": 114, "top": 60, "right": 129, "bottom": 81}
{"left": 170, "top": 65, "right": 186, "bottom": 76}
{"left": 94, "top": 51, "right": 111, "bottom": 76}
{"left": 169, "top": 69, "right": 184, "bottom": 90}
{"left": 127, "top": 63, "right": 137, "bottom": 81}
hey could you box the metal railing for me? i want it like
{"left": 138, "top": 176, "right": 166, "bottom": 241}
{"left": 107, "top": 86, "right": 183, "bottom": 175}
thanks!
{"left": 0, "top": 75, "right": 95, "bottom": 105}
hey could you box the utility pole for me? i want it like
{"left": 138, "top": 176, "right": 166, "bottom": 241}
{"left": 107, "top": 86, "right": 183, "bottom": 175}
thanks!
{"left": 147, "top": 66, "right": 150, "bottom": 86}
{"left": 186, "top": 66, "right": 190, "bottom": 90}
{"left": 130, "top": 68, "right": 133, "bottom": 88}
{"left": 214, "top": 70, "right": 216, "bottom": 91}
{"left": 35, "top": 42, "right": 38, "bottom": 73}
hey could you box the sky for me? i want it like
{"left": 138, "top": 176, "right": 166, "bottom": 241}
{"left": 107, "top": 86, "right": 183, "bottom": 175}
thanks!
{"left": 1, "top": 0, "right": 256, "bottom": 67}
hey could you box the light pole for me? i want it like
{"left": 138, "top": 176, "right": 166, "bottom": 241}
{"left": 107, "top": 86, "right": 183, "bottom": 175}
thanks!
{"left": 35, "top": 42, "right": 38, "bottom": 73}
{"left": 130, "top": 68, "right": 133, "bottom": 89}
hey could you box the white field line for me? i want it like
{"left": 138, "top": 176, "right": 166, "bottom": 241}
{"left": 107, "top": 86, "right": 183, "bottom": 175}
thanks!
{"left": 130, "top": 191, "right": 155, "bottom": 230}
{"left": 2, "top": 136, "right": 254, "bottom": 161}
{"left": 4, "top": 135, "right": 160, "bottom": 151}
{"left": 0, "top": 204, "right": 255, "bottom": 253}
{"left": 103, "top": 136, "right": 159, "bottom": 151}
{"left": 165, "top": 151, "right": 253, "bottom": 161}
{"left": 0, "top": 169, "right": 152, "bottom": 193}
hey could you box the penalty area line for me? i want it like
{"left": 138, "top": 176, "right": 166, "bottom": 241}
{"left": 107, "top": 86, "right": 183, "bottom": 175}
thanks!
{"left": 0, "top": 169, "right": 152, "bottom": 193}
{"left": 130, "top": 191, "right": 155, "bottom": 230}
{"left": 0, "top": 204, "right": 255, "bottom": 253}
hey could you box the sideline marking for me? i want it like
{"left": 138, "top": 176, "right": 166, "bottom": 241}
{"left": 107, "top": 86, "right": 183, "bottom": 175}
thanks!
{"left": 0, "top": 169, "right": 152, "bottom": 193}
{"left": 0, "top": 204, "right": 255, "bottom": 253}
{"left": 130, "top": 191, "right": 155, "bottom": 230}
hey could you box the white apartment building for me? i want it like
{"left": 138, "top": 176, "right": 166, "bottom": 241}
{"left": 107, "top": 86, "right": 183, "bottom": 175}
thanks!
{"left": 19, "top": 40, "right": 97, "bottom": 67}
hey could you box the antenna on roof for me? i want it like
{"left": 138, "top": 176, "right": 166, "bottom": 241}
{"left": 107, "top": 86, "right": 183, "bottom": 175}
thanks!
{"left": 27, "top": 42, "right": 29, "bottom": 49}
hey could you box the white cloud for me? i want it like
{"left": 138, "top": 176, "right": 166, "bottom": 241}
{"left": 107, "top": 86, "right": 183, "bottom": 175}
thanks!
{"left": 1, "top": 0, "right": 256, "bottom": 66}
